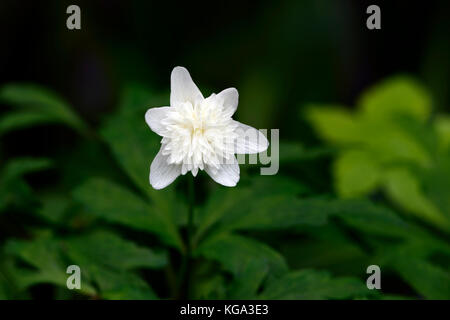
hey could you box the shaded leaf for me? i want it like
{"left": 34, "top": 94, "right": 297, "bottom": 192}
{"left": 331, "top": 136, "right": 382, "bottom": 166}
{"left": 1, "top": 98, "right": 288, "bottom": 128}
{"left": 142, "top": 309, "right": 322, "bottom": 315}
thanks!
{"left": 4, "top": 237, "right": 95, "bottom": 295}
{"left": 90, "top": 268, "right": 157, "bottom": 300}
{"left": 194, "top": 176, "right": 309, "bottom": 244}
{"left": 378, "top": 245, "right": 450, "bottom": 299}
{"left": 72, "top": 178, "right": 183, "bottom": 250}
{"left": 195, "top": 233, "right": 288, "bottom": 278}
{"left": 228, "top": 259, "right": 269, "bottom": 299}
{"left": 0, "top": 84, "right": 88, "bottom": 134}
{"left": 259, "top": 269, "right": 369, "bottom": 299}
{"left": 63, "top": 230, "right": 167, "bottom": 271}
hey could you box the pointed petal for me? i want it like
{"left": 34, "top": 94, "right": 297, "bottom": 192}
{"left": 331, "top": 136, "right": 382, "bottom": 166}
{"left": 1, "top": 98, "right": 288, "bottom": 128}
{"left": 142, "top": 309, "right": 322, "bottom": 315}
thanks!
{"left": 217, "top": 87, "right": 238, "bottom": 115}
{"left": 145, "top": 107, "right": 170, "bottom": 136}
{"left": 150, "top": 150, "right": 181, "bottom": 189}
{"left": 205, "top": 156, "right": 240, "bottom": 187}
{"left": 170, "top": 66, "right": 203, "bottom": 106}
{"left": 233, "top": 121, "right": 269, "bottom": 154}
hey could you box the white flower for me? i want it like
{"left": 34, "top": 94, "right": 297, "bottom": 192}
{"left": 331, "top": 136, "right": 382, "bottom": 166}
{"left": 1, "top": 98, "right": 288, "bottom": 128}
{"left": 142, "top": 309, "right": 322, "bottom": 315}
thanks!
{"left": 145, "top": 66, "right": 269, "bottom": 189}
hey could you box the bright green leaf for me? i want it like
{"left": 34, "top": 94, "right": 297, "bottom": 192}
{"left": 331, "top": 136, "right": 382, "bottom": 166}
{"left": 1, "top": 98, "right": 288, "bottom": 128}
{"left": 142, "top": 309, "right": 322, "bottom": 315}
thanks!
{"left": 358, "top": 76, "right": 431, "bottom": 122}
{"left": 306, "top": 105, "right": 361, "bottom": 144}
{"left": 334, "top": 150, "right": 381, "bottom": 198}
{"left": 383, "top": 168, "right": 450, "bottom": 231}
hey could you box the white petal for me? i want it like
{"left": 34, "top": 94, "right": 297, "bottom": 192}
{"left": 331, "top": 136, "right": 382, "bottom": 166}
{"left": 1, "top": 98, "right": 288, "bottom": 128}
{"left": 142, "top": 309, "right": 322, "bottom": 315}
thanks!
{"left": 205, "top": 156, "right": 240, "bottom": 187}
{"left": 150, "top": 150, "right": 181, "bottom": 189}
{"left": 145, "top": 107, "right": 170, "bottom": 136}
{"left": 170, "top": 66, "right": 204, "bottom": 106}
{"left": 233, "top": 121, "right": 269, "bottom": 154}
{"left": 217, "top": 88, "right": 238, "bottom": 115}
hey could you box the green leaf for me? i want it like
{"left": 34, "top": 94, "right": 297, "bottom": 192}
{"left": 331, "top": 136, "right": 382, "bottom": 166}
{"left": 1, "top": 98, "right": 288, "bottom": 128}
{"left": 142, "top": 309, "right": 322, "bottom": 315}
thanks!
{"left": 36, "top": 194, "right": 71, "bottom": 223}
{"left": 0, "top": 158, "right": 53, "bottom": 212}
{"left": 0, "top": 112, "right": 53, "bottom": 136}
{"left": 72, "top": 178, "right": 184, "bottom": 251}
{"left": 62, "top": 231, "right": 165, "bottom": 300}
{"left": 63, "top": 231, "right": 167, "bottom": 271}
{"left": 362, "top": 121, "right": 431, "bottom": 167}
{"left": 435, "top": 115, "right": 450, "bottom": 151}
{"left": 279, "top": 142, "right": 334, "bottom": 163}
{"left": 421, "top": 157, "right": 450, "bottom": 220}
{"left": 218, "top": 195, "right": 328, "bottom": 233}
{"left": 358, "top": 76, "right": 431, "bottom": 122}
{"left": 92, "top": 268, "right": 157, "bottom": 300}
{"left": 333, "top": 150, "right": 381, "bottom": 198}
{"left": 378, "top": 245, "right": 450, "bottom": 299}
{"left": 330, "top": 199, "right": 416, "bottom": 239}
{"left": 195, "top": 233, "right": 288, "bottom": 278}
{"left": 0, "top": 84, "right": 88, "bottom": 134}
{"left": 4, "top": 237, "right": 95, "bottom": 295}
{"left": 100, "top": 85, "right": 181, "bottom": 225}
{"left": 383, "top": 168, "right": 450, "bottom": 231}
{"left": 1, "top": 158, "right": 53, "bottom": 182}
{"left": 0, "top": 281, "right": 6, "bottom": 299}
{"left": 194, "top": 176, "right": 309, "bottom": 244}
{"left": 259, "top": 269, "right": 370, "bottom": 299}
{"left": 228, "top": 259, "right": 269, "bottom": 299}
{"left": 306, "top": 105, "right": 361, "bottom": 144}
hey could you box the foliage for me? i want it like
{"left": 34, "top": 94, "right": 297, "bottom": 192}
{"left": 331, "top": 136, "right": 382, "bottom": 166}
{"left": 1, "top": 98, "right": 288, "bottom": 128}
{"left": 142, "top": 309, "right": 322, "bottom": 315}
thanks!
{"left": 0, "top": 77, "right": 449, "bottom": 300}
{"left": 307, "top": 76, "right": 450, "bottom": 232}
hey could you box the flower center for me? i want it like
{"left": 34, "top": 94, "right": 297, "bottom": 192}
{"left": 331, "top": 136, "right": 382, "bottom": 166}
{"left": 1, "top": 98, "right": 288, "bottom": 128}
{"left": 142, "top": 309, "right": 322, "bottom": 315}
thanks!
{"left": 160, "top": 95, "right": 238, "bottom": 175}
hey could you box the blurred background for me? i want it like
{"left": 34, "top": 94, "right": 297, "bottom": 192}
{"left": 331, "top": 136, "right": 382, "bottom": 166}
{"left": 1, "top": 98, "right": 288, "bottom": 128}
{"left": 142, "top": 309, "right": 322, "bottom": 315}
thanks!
{"left": 1, "top": 0, "right": 449, "bottom": 130}
{"left": 0, "top": 0, "right": 449, "bottom": 300}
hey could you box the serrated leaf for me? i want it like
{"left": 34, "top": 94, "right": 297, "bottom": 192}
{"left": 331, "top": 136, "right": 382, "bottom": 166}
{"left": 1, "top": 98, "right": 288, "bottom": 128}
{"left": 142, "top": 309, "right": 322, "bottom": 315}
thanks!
{"left": 100, "top": 85, "right": 183, "bottom": 227}
{"left": 0, "top": 84, "right": 88, "bottom": 134}
{"left": 4, "top": 237, "right": 95, "bottom": 295}
{"left": 195, "top": 233, "right": 288, "bottom": 278}
{"left": 72, "top": 178, "right": 184, "bottom": 251}
{"left": 194, "top": 176, "right": 309, "bottom": 244}
{"left": 259, "top": 269, "right": 369, "bottom": 299}
{"left": 218, "top": 195, "right": 328, "bottom": 233}
{"left": 63, "top": 231, "right": 167, "bottom": 271}
{"left": 62, "top": 231, "right": 164, "bottom": 300}
{"left": 93, "top": 268, "right": 157, "bottom": 300}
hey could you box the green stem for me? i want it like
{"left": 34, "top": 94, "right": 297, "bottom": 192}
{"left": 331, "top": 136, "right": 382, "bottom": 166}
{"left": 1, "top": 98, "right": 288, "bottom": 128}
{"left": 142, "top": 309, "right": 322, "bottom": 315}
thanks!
{"left": 177, "top": 175, "right": 195, "bottom": 299}
{"left": 187, "top": 174, "right": 195, "bottom": 252}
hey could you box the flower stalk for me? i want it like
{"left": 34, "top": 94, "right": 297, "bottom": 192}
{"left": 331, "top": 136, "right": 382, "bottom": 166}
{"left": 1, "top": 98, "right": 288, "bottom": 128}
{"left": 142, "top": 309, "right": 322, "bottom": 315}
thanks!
{"left": 177, "top": 175, "right": 195, "bottom": 299}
